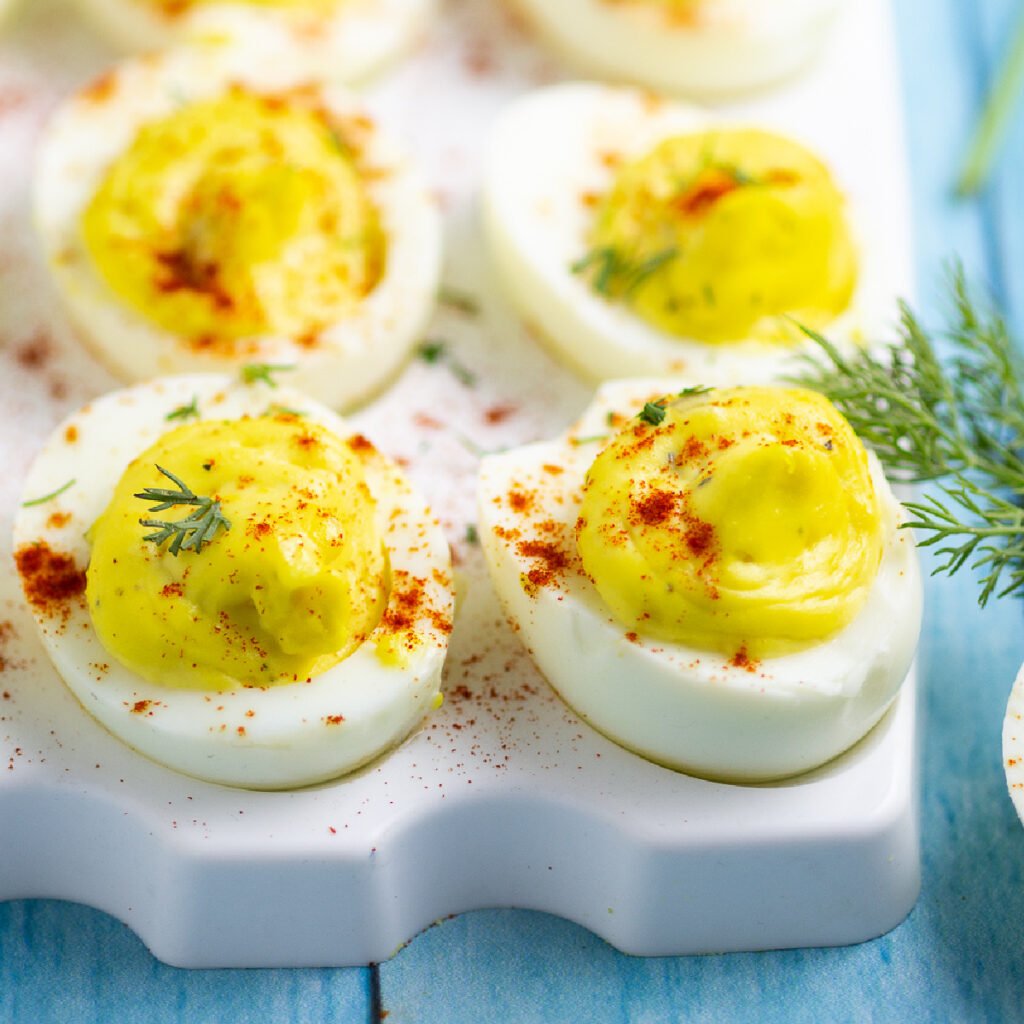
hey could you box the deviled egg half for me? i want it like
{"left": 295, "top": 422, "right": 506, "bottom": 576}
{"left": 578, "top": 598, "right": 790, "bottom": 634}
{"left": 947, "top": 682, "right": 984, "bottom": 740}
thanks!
{"left": 483, "top": 82, "right": 890, "bottom": 386}
{"left": 477, "top": 379, "right": 921, "bottom": 782}
{"left": 1003, "top": 665, "right": 1024, "bottom": 825}
{"left": 34, "top": 42, "right": 441, "bottom": 410}
{"left": 72, "top": 0, "right": 435, "bottom": 84}
{"left": 14, "top": 375, "right": 454, "bottom": 789}
{"left": 511, "top": 0, "right": 843, "bottom": 98}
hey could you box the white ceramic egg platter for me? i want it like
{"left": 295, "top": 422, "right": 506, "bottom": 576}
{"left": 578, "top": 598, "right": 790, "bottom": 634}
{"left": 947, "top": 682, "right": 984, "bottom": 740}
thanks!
{"left": 0, "top": 0, "right": 916, "bottom": 965}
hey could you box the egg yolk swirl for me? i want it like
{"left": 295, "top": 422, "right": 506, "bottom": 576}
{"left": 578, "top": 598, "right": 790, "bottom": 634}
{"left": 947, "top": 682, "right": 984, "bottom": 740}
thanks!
{"left": 82, "top": 88, "right": 383, "bottom": 347}
{"left": 148, "top": 0, "right": 338, "bottom": 8}
{"left": 598, "top": 0, "right": 699, "bottom": 20}
{"left": 579, "top": 129, "right": 857, "bottom": 343}
{"left": 145, "top": 0, "right": 340, "bottom": 10}
{"left": 86, "top": 417, "right": 389, "bottom": 690}
{"left": 575, "top": 387, "right": 885, "bottom": 657}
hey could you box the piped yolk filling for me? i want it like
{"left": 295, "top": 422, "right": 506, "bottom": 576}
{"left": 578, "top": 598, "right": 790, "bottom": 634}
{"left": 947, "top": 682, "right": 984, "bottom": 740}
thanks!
{"left": 575, "top": 386, "right": 885, "bottom": 657}
{"left": 147, "top": 0, "right": 342, "bottom": 16}
{"left": 599, "top": 0, "right": 700, "bottom": 21}
{"left": 578, "top": 129, "right": 857, "bottom": 343}
{"left": 82, "top": 87, "right": 383, "bottom": 347}
{"left": 86, "top": 416, "right": 389, "bottom": 690}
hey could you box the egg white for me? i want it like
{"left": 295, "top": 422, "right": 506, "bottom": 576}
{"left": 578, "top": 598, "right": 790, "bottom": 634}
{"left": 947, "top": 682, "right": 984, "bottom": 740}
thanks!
{"left": 13, "top": 375, "right": 454, "bottom": 790}
{"left": 482, "top": 81, "right": 894, "bottom": 388}
{"left": 476, "top": 378, "right": 922, "bottom": 782}
{"left": 512, "top": 0, "right": 843, "bottom": 98}
{"left": 72, "top": 0, "right": 435, "bottom": 83}
{"left": 1003, "top": 664, "right": 1024, "bottom": 825}
{"left": 33, "top": 42, "right": 442, "bottom": 411}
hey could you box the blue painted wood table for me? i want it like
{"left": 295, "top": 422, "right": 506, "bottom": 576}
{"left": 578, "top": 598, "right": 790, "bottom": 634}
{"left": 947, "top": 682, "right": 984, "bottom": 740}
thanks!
{"left": 3, "top": 0, "right": 1024, "bottom": 1020}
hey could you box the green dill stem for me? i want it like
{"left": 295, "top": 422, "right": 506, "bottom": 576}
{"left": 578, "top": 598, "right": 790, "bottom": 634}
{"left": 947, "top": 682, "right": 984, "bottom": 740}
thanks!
{"left": 438, "top": 286, "right": 480, "bottom": 315}
{"left": 417, "top": 339, "right": 476, "bottom": 386}
{"left": 639, "top": 401, "right": 667, "bottom": 425}
{"left": 166, "top": 395, "right": 200, "bottom": 421}
{"left": 797, "top": 267, "right": 1024, "bottom": 605}
{"left": 956, "top": 5, "right": 1024, "bottom": 196}
{"left": 417, "top": 340, "right": 446, "bottom": 363}
{"left": 240, "top": 363, "right": 297, "bottom": 387}
{"left": 22, "top": 479, "right": 75, "bottom": 507}
{"left": 135, "top": 466, "right": 230, "bottom": 555}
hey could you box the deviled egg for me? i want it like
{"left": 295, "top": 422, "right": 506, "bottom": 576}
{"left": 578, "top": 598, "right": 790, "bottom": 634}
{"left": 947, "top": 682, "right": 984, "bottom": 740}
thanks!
{"left": 34, "top": 43, "right": 441, "bottom": 409}
{"left": 512, "top": 0, "right": 843, "bottom": 98}
{"left": 72, "top": 0, "right": 435, "bottom": 84}
{"left": 482, "top": 82, "right": 890, "bottom": 386}
{"left": 477, "top": 379, "right": 921, "bottom": 781}
{"left": 1004, "top": 664, "right": 1024, "bottom": 825}
{"left": 14, "top": 374, "right": 454, "bottom": 789}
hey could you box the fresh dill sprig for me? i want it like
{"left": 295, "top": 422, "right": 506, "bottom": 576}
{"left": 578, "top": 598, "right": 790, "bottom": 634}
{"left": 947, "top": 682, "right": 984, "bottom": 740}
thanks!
{"left": 639, "top": 401, "right": 668, "bottom": 426}
{"left": 438, "top": 286, "right": 481, "bottom": 316}
{"left": 416, "top": 339, "right": 476, "bottom": 386}
{"left": 264, "top": 403, "right": 307, "bottom": 418}
{"left": 240, "top": 363, "right": 296, "bottom": 388}
{"left": 571, "top": 245, "right": 677, "bottom": 298}
{"left": 797, "top": 266, "right": 1024, "bottom": 605}
{"left": 956, "top": 5, "right": 1024, "bottom": 196}
{"left": 637, "top": 386, "right": 714, "bottom": 427}
{"left": 135, "top": 466, "right": 231, "bottom": 556}
{"left": 166, "top": 395, "right": 200, "bottom": 421}
{"left": 22, "top": 479, "right": 75, "bottom": 507}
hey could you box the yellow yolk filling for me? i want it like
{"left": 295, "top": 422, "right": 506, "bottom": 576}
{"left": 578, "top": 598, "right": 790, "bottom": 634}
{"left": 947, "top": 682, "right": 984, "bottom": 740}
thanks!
{"left": 580, "top": 130, "right": 857, "bottom": 343}
{"left": 146, "top": 0, "right": 341, "bottom": 17}
{"left": 600, "top": 0, "right": 698, "bottom": 17}
{"left": 86, "top": 417, "right": 389, "bottom": 690}
{"left": 82, "top": 88, "right": 384, "bottom": 347}
{"left": 575, "top": 387, "right": 885, "bottom": 656}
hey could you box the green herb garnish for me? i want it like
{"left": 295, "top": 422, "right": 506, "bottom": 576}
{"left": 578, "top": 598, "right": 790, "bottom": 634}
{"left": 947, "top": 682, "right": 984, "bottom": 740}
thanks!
{"left": 417, "top": 340, "right": 446, "bottom": 363}
{"left": 417, "top": 340, "right": 476, "bottom": 386}
{"left": 956, "top": 6, "right": 1024, "bottom": 196}
{"left": 438, "top": 286, "right": 481, "bottom": 316}
{"left": 264, "top": 404, "right": 308, "bottom": 418}
{"left": 637, "top": 386, "right": 712, "bottom": 427}
{"left": 797, "top": 267, "right": 1024, "bottom": 605}
{"left": 571, "top": 245, "right": 678, "bottom": 298}
{"left": 639, "top": 401, "right": 668, "bottom": 426}
{"left": 135, "top": 466, "right": 231, "bottom": 556}
{"left": 240, "top": 363, "right": 296, "bottom": 388}
{"left": 166, "top": 395, "right": 200, "bottom": 421}
{"left": 22, "top": 479, "right": 75, "bottom": 507}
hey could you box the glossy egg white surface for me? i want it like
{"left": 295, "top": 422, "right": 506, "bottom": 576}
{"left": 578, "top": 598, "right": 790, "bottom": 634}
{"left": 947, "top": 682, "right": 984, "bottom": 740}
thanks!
{"left": 12, "top": 375, "right": 454, "bottom": 789}
{"left": 1003, "top": 663, "right": 1024, "bottom": 825}
{"left": 73, "top": 0, "right": 435, "bottom": 83}
{"left": 33, "top": 42, "right": 442, "bottom": 410}
{"left": 513, "top": 0, "right": 843, "bottom": 98}
{"left": 482, "top": 81, "right": 894, "bottom": 387}
{"left": 477, "top": 378, "right": 923, "bottom": 782}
